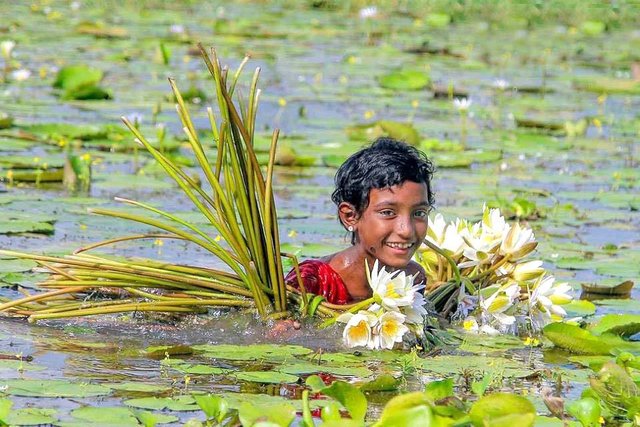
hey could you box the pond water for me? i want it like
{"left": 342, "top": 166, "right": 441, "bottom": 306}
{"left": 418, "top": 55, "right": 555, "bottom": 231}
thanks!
{"left": 0, "top": 1, "right": 639, "bottom": 425}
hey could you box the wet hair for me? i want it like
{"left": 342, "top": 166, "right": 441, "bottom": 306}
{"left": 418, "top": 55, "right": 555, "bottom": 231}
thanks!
{"left": 331, "top": 137, "right": 435, "bottom": 241}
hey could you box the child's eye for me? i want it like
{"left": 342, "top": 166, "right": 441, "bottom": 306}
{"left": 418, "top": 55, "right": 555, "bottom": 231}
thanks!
{"left": 414, "top": 209, "right": 429, "bottom": 218}
{"left": 379, "top": 209, "right": 395, "bottom": 217}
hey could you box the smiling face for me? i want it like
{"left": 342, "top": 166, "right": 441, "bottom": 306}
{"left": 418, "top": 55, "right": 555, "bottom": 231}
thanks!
{"left": 345, "top": 181, "right": 430, "bottom": 269}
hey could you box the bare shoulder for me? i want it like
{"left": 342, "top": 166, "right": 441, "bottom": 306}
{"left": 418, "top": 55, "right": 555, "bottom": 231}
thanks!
{"left": 405, "top": 260, "right": 426, "bottom": 286}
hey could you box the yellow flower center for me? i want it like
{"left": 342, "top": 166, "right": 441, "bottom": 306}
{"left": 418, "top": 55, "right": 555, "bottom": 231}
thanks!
{"left": 384, "top": 283, "right": 400, "bottom": 299}
{"left": 348, "top": 320, "right": 369, "bottom": 341}
{"left": 382, "top": 320, "right": 398, "bottom": 337}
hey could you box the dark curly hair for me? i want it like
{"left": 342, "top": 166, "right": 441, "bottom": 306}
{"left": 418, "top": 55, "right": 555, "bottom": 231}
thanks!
{"left": 331, "top": 137, "right": 435, "bottom": 242}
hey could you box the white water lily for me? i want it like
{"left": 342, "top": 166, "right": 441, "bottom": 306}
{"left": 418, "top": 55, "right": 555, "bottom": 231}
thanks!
{"left": 1, "top": 40, "right": 15, "bottom": 60}
{"left": 338, "top": 310, "right": 378, "bottom": 348}
{"left": 530, "top": 275, "right": 573, "bottom": 321}
{"left": 403, "top": 290, "right": 428, "bottom": 324}
{"left": 458, "top": 235, "right": 497, "bottom": 268}
{"left": 510, "top": 260, "right": 545, "bottom": 281}
{"left": 11, "top": 69, "right": 31, "bottom": 81}
{"left": 359, "top": 6, "right": 378, "bottom": 19}
{"left": 493, "top": 78, "right": 509, "bottom": 90}
{"left": 500, "top": 222, "right": 537, "bottom": 259}
{"left": 481, "top": 204, "right": 510, "bottom": 241}
{"left": 375, "top": 311, "right": 409, "bottom": 350}
{"left": 480, "top": 283, "right": 519, "bottom": 327}
{"left": 368, "top": 260, "right": 414, "bottom": 311}
{"left": 453, "top": 97, "right": 472, "bottom": 111}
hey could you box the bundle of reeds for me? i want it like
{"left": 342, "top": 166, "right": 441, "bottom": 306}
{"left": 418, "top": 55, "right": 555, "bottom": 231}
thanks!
{"left": 0, "top": 45, "right": 342, "bottom": 322}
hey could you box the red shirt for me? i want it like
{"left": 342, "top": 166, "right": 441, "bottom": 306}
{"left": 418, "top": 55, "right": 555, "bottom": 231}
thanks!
{"left": 284, "top": 260, "right": 351, "bottom": 305}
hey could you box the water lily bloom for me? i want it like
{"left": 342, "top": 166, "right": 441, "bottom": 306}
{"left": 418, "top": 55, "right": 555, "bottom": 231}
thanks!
{"left": 337, "top": 310, "right": 378, "bottom": 348}
{"left": 11, "top": 69, "right": 31, "bottom": 81}
{"left": 425, "top": 214, "right": 465, "bottom": 257}
{"left": 1, "top": 40, "right": 15, "bottom": 60}
{"left": 453, "top": 97, "right": 472, "bottom": 112}
{"left": 481, "top": 205, "right": 510, "bottom": 241}
{"left": 368, "top": 260, "right": 415, "bottom": 311}
{"left": 359, "top": 6, "right": 378, "bottom": 19}
{"left": 375, "top": 311, "right": 409, "bottom": 349}
{"left": 529, "top": 275, "right": 572, "bottom": 321}
{"left": 510, "top": 260, "right": 545, "bottom": 281}
{"left": 480, "top": 283, "right": 519, "bottom": 327}
{"left": 500, "top": 222, "right": 537, "bottom": 259}
{"left": 493, "top": 78, "right": 509, "bottom": 90}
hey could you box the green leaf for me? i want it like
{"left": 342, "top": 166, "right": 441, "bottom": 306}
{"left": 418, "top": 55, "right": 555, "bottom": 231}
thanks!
{"left": 0, "top": 359, "right": 46, "bottom": 372}
{"left": 375, "top": 404, "right": 432, "bottom": 427}
{"left": 194, "top": 344, "right": 312, "bottom": 361}
{"left": 1, "top": 379, "right": 111, "bottom": 397}
{"left": 590, "top": 314, "right": 640, "bottom": 337}
{"left": 563, "top": 300, "right": 597, "bottom": 317}
{"left": 124, "top": 396, "right": 199, "bottom": 411}
{"left": 469, "top": 393, "right": 535, "bottom": 427}
{"left": 5, "top": 407, "right": 57, "bottom": 426}
{"left": 310, "top": 379, "right": 367, "bottom": 423}
{"left": 424, "top": 378, "right": 454, "bottom": 401}
{"left": 379, "top": 70, "right": 430, "bottom": 90}
{"left": 542, "top": 322, "right": 640, "bottom": 355}
{"left": 360, "top": 374, "right": 401, "bottom": 392}
{"left": 233, "top": 371, "right": 299, "bottom": 384}
{"left": 566, "top": 398, "right": 601, "bottom": 427}
{"left": 53, "top": 65, "right": 103, "bottom": 91}
{"left": 70, "top": 407, "right": 138, "bottom": 425}
{"left": 0, "top": 399, "right": 13, "bottom": 424}
{"left": 193, "top": 394, "right": 228, "bottom": 422}
{"left": 374, "top": 391, "right": 433, "bottom": 427}
{"left": 109, "top": 382, "right": 172, "bottom": 393}
{"left": 0, "top": 221, "right": 55, "bottom": 235}
{"left": 238, "top": 401, "right": 296, "bottom": 427}
{"left": 279, "top": 362, "right": 372, "bottom": 377}
{"left": 133, "top": 410, "right": 178, "bottom": 427}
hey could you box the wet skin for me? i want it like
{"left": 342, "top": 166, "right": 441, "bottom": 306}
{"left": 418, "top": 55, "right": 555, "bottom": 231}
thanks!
{"left": 325, "top": 181, "right": 430, "bottom": 301}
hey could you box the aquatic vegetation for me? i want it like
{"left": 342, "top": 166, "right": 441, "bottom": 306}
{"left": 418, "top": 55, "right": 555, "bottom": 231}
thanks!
{"left": 417, "top": 205, "right": 573, "bottom": 334}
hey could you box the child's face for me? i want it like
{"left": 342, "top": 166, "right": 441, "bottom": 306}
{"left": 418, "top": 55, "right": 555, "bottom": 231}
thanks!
{"left": 354, "top": 181, "right": 430, "bottom": 269}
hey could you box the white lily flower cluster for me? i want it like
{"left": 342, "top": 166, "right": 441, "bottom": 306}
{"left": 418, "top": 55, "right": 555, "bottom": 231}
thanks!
{"left": 337, "top": 260, "right": 427, "bottom": 349}
{"left": 416, "top": 205, "right": 573, "bottom": 334}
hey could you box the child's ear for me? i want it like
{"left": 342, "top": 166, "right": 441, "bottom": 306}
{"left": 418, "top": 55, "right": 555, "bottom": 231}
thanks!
{"left": 338, "top": 202, "right": 359, "bottom": 229}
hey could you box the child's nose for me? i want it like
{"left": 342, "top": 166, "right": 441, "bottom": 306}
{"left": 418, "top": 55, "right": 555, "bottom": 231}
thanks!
{"left": 395, "top": 215, "right": 415, "bottom": 238}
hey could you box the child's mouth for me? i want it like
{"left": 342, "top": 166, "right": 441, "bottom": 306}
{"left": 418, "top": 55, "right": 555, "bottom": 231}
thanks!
{"left": 385, "top": 242, "right": 414, "bottom": 250}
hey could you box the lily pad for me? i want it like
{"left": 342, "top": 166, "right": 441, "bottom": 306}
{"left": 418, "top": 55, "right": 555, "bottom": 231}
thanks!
{"left": 110, "top": 382, "right": 172, "bottom": 393}
{"left": 0, "top": 258, "right": 37, "bottom": 273}
{"left": 1, "top": 379, "right": 111, "bottom": 397}
{"left": 415, "top": 355, "right": 533, "bottom": 378}
{"left": 53, "top": 65, "right": 103, "bottom": 91}
{"left": 124, "top": 395, "right": 199, "bottom": 411}
{"left": 574, "top": 77, "right": 640, "bottom": 95}
{"left": 563, "top": 300, "right": 597, "bottom": 317}
{"left": 194, "top": 344, "right": 312, "bottom": 361}
{"left": 278, "top": 362, "right": 372, "bottom": 377}
{"left": 589, "top": 314, "right": 640, "bottom": 337}
{"left": 542, "top": 322, "right": 640, "bottom": 355}
{"left": 379, "top": 70, "right": 430, "bottom": 91}
{"left": 169, "top": 364, "right": 229, "bottom": 375}
{"left": 469, "top": 393, "right": 535, "bottom": 427}
{"left": 5, "top": 408, "right": 57, "bottom": 426}
{"left": 0, "top": 360, "right": 46, "bottom": 372}
{"left": 69, "top": 407, "right": 138, "bottom": 426}
{"left": 233, "top": 371, "right": 299, "bottom": 384}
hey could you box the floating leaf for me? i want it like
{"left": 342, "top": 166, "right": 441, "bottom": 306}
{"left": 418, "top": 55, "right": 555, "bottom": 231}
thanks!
{"left": 0, "top": 359, "right": 45, "bottom": 372}
{"left": 194, "top": 344, "right": 312, "bottom": 361}
{"left": 379, "top": 70, "right": 430, "bottom": 91}
{"left": 360, "top": 374, "right": 401, "bottom": 392}
{"left": 53, "top": 65, "right": 103, "bottom": 91}
{"left": 1, "top": 379, "right": 111, "bottom": 397}
{"left": 70, "top": 407, "right": 138, "bottom": 425}
{"left": 238, "top": 401, "right": 296, "bottom": 427}
{"left": 5, "top": 408, "right": 57, "bottom": 426}
{"left": 0, "top": 258, "right": 37, "bottom": 273}
{"left": 306, "top": 376, "right": 367, "bottom": 422}
{"left": 170, "top": 364, "right": 229, "bottom": 375}
{"left": 0, "top": 221, "right": 54, "bottom": 235}
{"left": 424, "top": 378, "right": 454, "bottom": 401}
{"left": 279, "top": 362, "right": 371, "bottom": 377}
{"left": 589, "top": 314, "right": 640, "bottom": 337}
{"left": 374, "top": 391, "right": 433, "bottom": 427}
{"left": 124, "top": 395, "right": 199, "bottom": 411}
{"left": 563, "top": 300, "right": 597, "bottom": 317}
{"left": 469, "top": 393, "right": 535, "bottom": 427}
{"left": 543, "top": 322, "right": 640, "bottom": 355}
{"left": 233, "top": 371, "right": 299, "bottom": 384}
{"left": 566, "top": 397, "right": 601, "bottom": 427}
{"left": 110, "top": 382, "right": 172, "bottom": 393}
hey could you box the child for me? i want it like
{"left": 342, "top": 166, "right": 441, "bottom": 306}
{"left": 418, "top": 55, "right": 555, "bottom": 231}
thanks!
{"left": 284, "top": 137, "right": 435, "bottom": 304}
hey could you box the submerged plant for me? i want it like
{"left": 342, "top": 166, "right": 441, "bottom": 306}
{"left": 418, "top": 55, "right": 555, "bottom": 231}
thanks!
{"left": 0, "top": 46, "right": 341, "bottom": 322}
